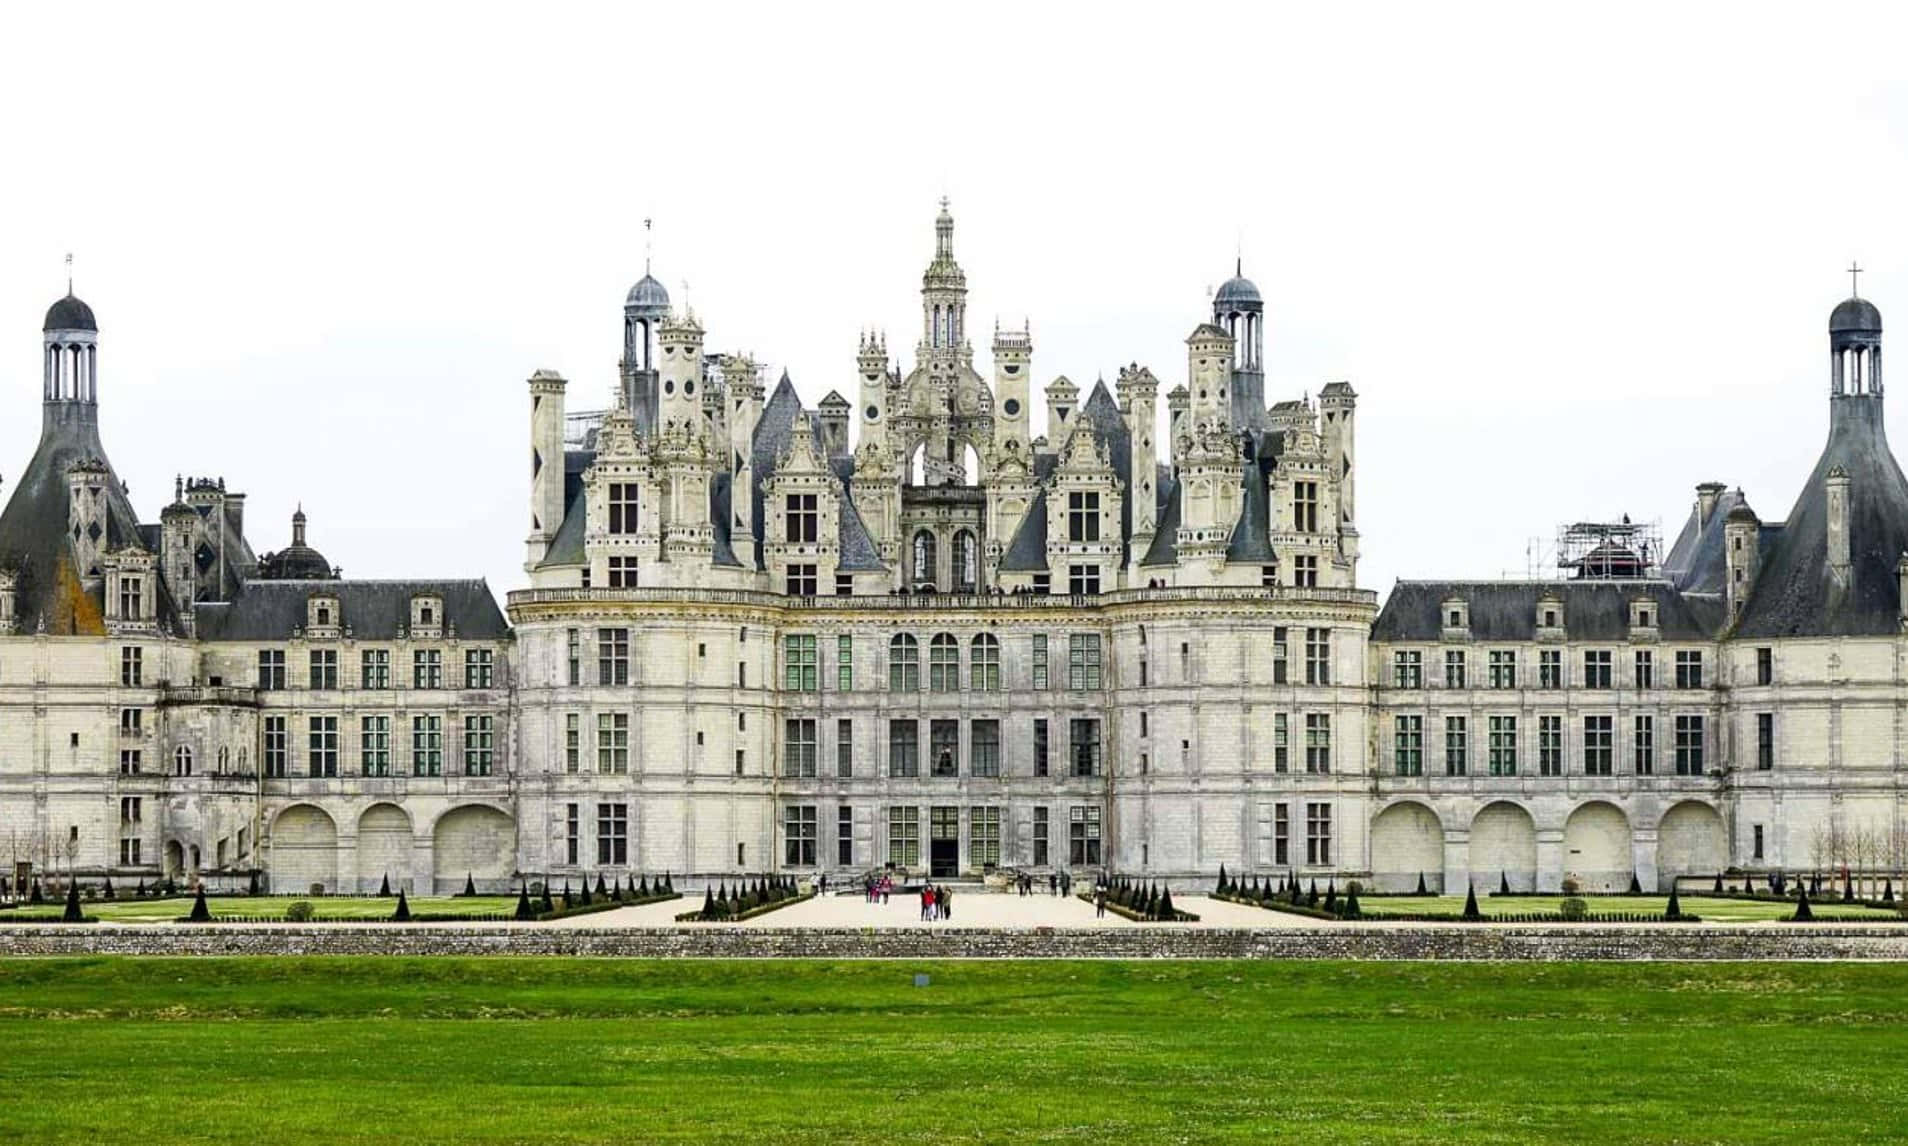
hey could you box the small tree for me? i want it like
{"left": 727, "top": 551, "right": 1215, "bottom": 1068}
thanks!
{"left": 247, "top": 870, "right": 261, "bottom": 897}
{"left": 1306, "top": 879, "right": 1319, "bottom": 908}
{"left": 638, "top": 875, "right": 651, "bottom": 898}
{"left": 465, "top": 873, "right": 480, "bottom": 898}
{"left": 1342, "top": 886, "right": 1362, "bottom": 920}
{"left": 188, "top": 885, "right": 211, "bottom": 923}
{"left": 101, "top": 877, "right": 115, "bottom": 901}
{"left": 579, "top": 880, "right": 593, "bottom": 907}
{"left": 1217, "top": 865, "right": 1229, "bottom": 896}
{"left": 540, "top": 883, "right": 555, "bottom": 914}
{"left": 560, "top": 880, "right": 574, "bottom": 909}
{"left": 135, "top": 877, "right": 148, "bottom": 899}
{"left": 379, "top": 873, "right": 392, "bottom": 898}
{"left": 701, "top": 887, "right": 717, "bottom": 919}
{"left": 1793, "top": 889, "right": 1815, "bottom": 923}
{"left": 1416, "top": 871, "right": 1429, "bottom": 896}
{"left": 611, "top": 879, "right": 625, "bottom": 903}
{"left": 1712, "top": 872, "right": 1724, "bottom": 895}
{"left": 1628, "top": 872, "right": 1642, "bottom": 895}
{"left": 1323, "top": 882, "right": 1338, "bottom": 913}
{"left": 1462, "top": 884, "right": 1483, "bottom": 921}
{"left": 1884, "top": 880, "right": 1896, "bottom": 904}
{"left": 1499, "top": 871, "right": 1511, "bottom": 896}
{"left": 1744, "top": 873, "right": 1756, "bottom": 896}
{"left": 1156, "top": 884, "right": 1177, "bottom": 921}
{"left": 393, "top": 890, "right": 412, "bottom": 922}
{"left": 62, "top": 881, "right": 84, "bottom": 923}
{"left": 514, "top": 883, "right": 535, "bottom": 921}
{"left": 1666, "top": 886, "right": 1684, "bottom": 921}
{"left": 29, "top": 878, "right": 43, "bottom": 905}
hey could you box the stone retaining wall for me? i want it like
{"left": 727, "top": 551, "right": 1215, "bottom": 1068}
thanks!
{"left": 1, "top": 924, "right": 1907, "bottom": 960}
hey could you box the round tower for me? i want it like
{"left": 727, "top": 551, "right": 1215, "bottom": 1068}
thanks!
{"left": 44, "top": 292, "right": 99, "bottom": 405}
{"left": 1830, "top": 291, "right": 1882, "bottom": 398}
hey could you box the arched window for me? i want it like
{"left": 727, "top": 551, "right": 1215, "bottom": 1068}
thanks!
{"left": 970, "top": 633, "right": 1001, "bottom": 691}
{"left": 952, "top": 530, "right": 977, "bottom": 593}
{"left": 888, "top": 633, "right": 920, "bottom": 692}
{"left": 912, "top": 530, "right": 938, "bottom": 589}
{"left": 174, "top": 745, "right": 193, "bottom": 777}
{"left": 217, "top": 746, "right": 230, "bottom": 772}
{"left": 929, "top": 633, "right": 960, "bottom": 692}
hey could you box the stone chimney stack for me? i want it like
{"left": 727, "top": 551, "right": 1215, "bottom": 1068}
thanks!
{"left": 1695, "top": 481, "right": 1725, "bottom": 534}
{"left": 1826, "top": 465, "right": 1852, "bottom": 593}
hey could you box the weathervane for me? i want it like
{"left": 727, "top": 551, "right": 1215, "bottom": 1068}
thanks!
{"left": 644, "top": 217, "right": 653, "bottom": 275}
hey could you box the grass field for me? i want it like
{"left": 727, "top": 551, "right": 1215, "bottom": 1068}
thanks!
{"left": 0, "top": 896, "right": 519, "bottom": 923}
{"left": 0, "top": 958, "right": 1904, "bottom": 1143}
{"left": 1352, "top": 893, "right": 1891, "bottom": 923}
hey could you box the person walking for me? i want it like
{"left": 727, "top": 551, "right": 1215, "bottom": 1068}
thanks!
{"left": 1095, "top": 889, "right": 1107, "bottom": 918}
{"left": 1049, "top": 872, "right": 1058, "bottom": 896}
{"left": 941, "top": 885, "right": 953, "bottom": 922}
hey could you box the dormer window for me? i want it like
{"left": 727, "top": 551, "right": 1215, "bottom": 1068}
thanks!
{"left": 411, "top": 595, "right": 444, "bottom": 635}
{"left": 1441, "top": 598, "right": 1469, "bottom": 633}
{"left": 308, "top": 595, "right": 340, "bottom": 633}
{"left": 1630, "top": 598, "right": 1658, "bottom": 633}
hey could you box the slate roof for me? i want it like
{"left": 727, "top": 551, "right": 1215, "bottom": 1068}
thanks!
{"left": 999, "top": 490, "right": 1050, "bottom": 572}
{"left": 1661, "top": 486, "right": 1750, "bottom": 594}
{"left": 1225, "top": 452, "right": 1276, "bottom": 563}
{"left": 1372, "top": 580, "right": 1725, "bottom": 643}
{"left": 195, "top": 579, "right": 509, "bottom": 641}
{"left": 1139, "top": 475, "right": 1181, "bottom": 567}
{"left": 43, "top": 294, "right": 97, "bottom": 332}
{"left": 534, "top": 450, "right": 594, "bottom": 568}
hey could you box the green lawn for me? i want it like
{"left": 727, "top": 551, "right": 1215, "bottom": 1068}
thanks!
{"left": 0, "top": 958, "right": 1905, "bottom": 1143}
{"left": 1352, "top": 893, "right": 1891, "bottom": 923}
{"left": 0, "top": 896, "right": 520, "bottom": 923}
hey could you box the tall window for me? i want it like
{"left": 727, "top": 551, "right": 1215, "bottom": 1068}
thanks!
{"left": 929, "top": 633, "right": 960, "bottom": 692}
{"left": 1033, "top": 718, "right": 1049, "bottom": 777}
{"left": 1488, "top": 715, "right": 1517, "bottom": 775}
{"left": 970, "top": 719, "right": 1000, "bottom": 777}
{"left": 309, "top": 649, "right": 338, "bottom": 690}
{"left": 1305, "top": 713, "right": 1331, "bottom": 773}
{"left": 970, "top": 633, "right": 1001, "bottom": 691}
{"left": 1293, "top": 481, "right": 1318, "bottom": 533}
{"left": 1582, "top": 715, "right": 1612, "bottom": 776}
{"left": 1274, "top": 803, "right": 1289, "bottom": 865}
{"left": 1067, "top": 633, "right": 1102, "bottom": 690}
{"left": 1488, "top": 650, "right": 1516, "bottom": 689}
{"left": 1068, "top": 491, "right": 1101, "bottom": 542}
{"left": 121, "top": 646, "right": 143, "bottom": 687}
{"left": 838, "top": 806, "right": 854, "bottom": 866}
{"left": 263, "top": 716, "right": 288, "bottom": 778}
{"left": 362, "top": 648, "right": 391, "bottom": 690}
{"left": 1444, "top": 649, "right": 1466, "bottom": 689}
{"left": 1394, "top": 715, "right": 1423, "bottom": 776}
{"left": 1067, "top": 564, "right": 1101, "bottom": 596}
{"left": 1033, "top": 807, "right": 1050, "bottom": 865}
{"left": 118, "top": 575, "right": 142, "bottom": 619}
{"left": 970, "top": 807, "right": 1001, "bottom": 867}
{"left": 1445, "top": 715, "right": 1468, "bottom": 776}
{"left": 1069, "top": 806, "right": 1102, "bottom": 865}
{"left": 1539, "top": 715, "right": 1563, "bottom": 776}
{"left": 1756, "top": 647, "right": 1773, "bottom": 686}
{"left": 1675, "top": 650, "right": 1704, "bottom": 689}
{"left": 1305, "top": 802, "right": 1332, "bottom": 864}
{"left": 1756, "top": 712, "right": 1774, "bottom": 770}
{"left": 597, "top": 713, "right": 629, "bottom": 774}
{"left": 1393, "top": 650, "right": 1422, "bottom": 689}
{"left": 1633, "top": 714, "right": 1654, "bottom": 775}
{"left": 413, "top": 649, "right": 442, "bottom": 689}
{"left": 1634, "top": 649, "right": 1654, "bottom": 689}
{"left": 565, "top": 629, "right": 580, "bottom": 687}
{"left": 564, "top": 713, "right": 581, "bottom": 773}
{"left": 464, "top": 715, "right": 493, "bottom": 776}
{"left": 1272, "top": 628, "right": 1288, "bottom": 683}
{"left": 836, "top": 634, "right": 853, "bottom": 691}
{"left": 597, "top": 803, "right": 628, "bottom": 865}
{"left": 888, "top": 634, "right": 919, "bottom": 691}
{"left": 174, "top": 745, "right": 194, "bottom": 777}
{"left": 608, "top": 483, "right": 638, "bottom": 534}
{"left": 784, "top": 805, "right": 817, "bottom": 866}
{"left": 785, "top": 718, "right": 817, "bottom": 777}
{"left": 1539, "top": 650, "right": 1562, "bottom": 689}
{"left": 361, "top": 715, "right": 390, "bottom": 777}
{"left": 785, "top": 493, "right": 818, "bottom": 543}
{"left": 465, "top": 649, "right": 494, "bottom": 689}
{"left": 308, "top": 716, "right": 338, "bottom": 777}
{"left": 597, "top": 628, "right": 630, "bottom": 686}
{"left": 606, "top": 556, "right": 639, "bottom": 589}
{"left": 930, "top": 720, "right": 959, "bottom": 776}
{"left": 564, "top": 804, "right": 579, "bottom": 865}
{"left": 888, "top": 719, "right": 919, "bottom": 778}
{"left": 786, "top": 564, "right": 817, "bottom": 597}
{"left": 257, "top": 649, "right": 285, "bottom": 691}
{"left": 1070, "top": 719, "right": 1102, "bottom": 777}
{"left": 1304, "top": 628, "right": 1330, "bottom": 685}
{"left": 1274, "top": 713, "right": 1289, "bottom": 772}
{"left": 784, "top": 634, "right": 818, "bottom": 692}
{"left": 952, "top": 530, "right": 977, "bottom": 593}
{"left": 1031, "top": 634, "right": 1049, "bottom": 689}
{"left": 1583, "top": 649, "right": 1611, "bottom": 689}
{"left": 887, "top": 806, "right": 920, "bottom": 866}
{"left": 1674, "top": 715, "right": 1705, "bottom": 774}
{"left": 1292, "top": 555, "right": 1318, "bottom": 588}
{"left": 911, "top": 530, "right": 937, "bottom": 588}
{"left": 836, "top": 719, "right": 853, "bottom": 778}
{"left": 411, "top": 715, "right": 442, "bottom": 776}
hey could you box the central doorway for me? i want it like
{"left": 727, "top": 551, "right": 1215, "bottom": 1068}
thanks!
{"left": 930, "top": 805, "right": 959, "bottom": 878}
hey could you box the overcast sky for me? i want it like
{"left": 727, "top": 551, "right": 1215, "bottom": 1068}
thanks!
{"left": 4, "top": 3, "right": 1908, "bottom": 600}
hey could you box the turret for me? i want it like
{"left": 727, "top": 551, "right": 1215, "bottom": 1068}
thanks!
{"left": 1166, "top": 384, "right": 1189, "bottom": 463}
{"left": 1045, "top": 375, "right": 1078, "bottom": 439}
{"left": 1117, "top": 364, "right": 1161, "bottom": 565}
{"left": 1187, "top": 323, "right": 1233, "bottom": 432}
{"left": 161, "top": 479, "right": 198, "bottom": 613}
{"left": 992, "top": 325, "right": 1031, "bottom": 461}
{"left": 1318, "top": 381, "right": 1357, "bottom": 529}
{"left": 526, "top": 369, "right": 567, "bottom": 569}
{"left": 657, "top": 311, "right": 706, "bottom": 437}
{"left": 1724, "top": 500, "right": 1760, "bottom": 620}
{"left": 856, "top": 331, "right": 889, "bottom": 452}
{"left": 1213, "top": 264, "right": 1264, "bottom": 430}
{"left": 818, "top": 390, "right": 851, "bottom": 460}
{"left": 622, "top": 271, "right": 670, "bottom": 433}
{"left": 727, "top": 356, "right": 765, "bottom": 538}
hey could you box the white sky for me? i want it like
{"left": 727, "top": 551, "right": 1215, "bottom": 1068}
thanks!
{"left": 4, "top": 3, "right": 1908, "bottom": 599}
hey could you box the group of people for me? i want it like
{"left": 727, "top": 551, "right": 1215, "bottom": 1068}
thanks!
{"left": 919, "top": 883, "right": 954, "bottom": 921}
{"left": 863, "top": 874, "right": 894, "bottom": 904}
{"left": 1015, "top": 870, "right": 1073, "bottom": 897}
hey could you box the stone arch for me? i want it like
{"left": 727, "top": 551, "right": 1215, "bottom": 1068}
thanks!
{"left": 1369, "top": 801, "right": 1443, "bottom": 893}
{"left": 356, "top": 803, "right": 414, "bottom": 893}
{"left": 430, "top": 805, "right": 516, "bottom": 894}
{"left": 1563, "top": 801, "right": 1632, "bottom": 893}
{"left": 1468, "top": 801, "right": 1536, "bottom": 892}
{"left": 1656, "top": 800, "right": 1726, "bottom": 890}
{"left": 164, "top": 840, "right": 186, "bottom": 880}
{"left": 271, "top": 804, "right": 338, "bottom": 894}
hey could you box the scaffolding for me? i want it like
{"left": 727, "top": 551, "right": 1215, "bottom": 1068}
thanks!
{"left": 1555, "top": 517, "right": 1662, "bottom": 580}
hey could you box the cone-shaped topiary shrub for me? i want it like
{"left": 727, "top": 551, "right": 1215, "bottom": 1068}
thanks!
{"left": 579, "top": 880, "right": 593, "bottom": 906}
{"left": 135, "top": 877, "right": 148, "bottom": 898}
{"left": 1885, "top": 880, "right": 1896, "bottom": 904}
{"left": 1289, "top": 879, "right": 1303, "bottom": 905}
{"left": 1713, "top": 872, "right": 1725, "bottom": 894}
{"left": 189, "top": 885, "right": 211, "bottom": 923}
{"left": 1157, "top": 884, "right": 1177, "bottom": 920}
{"left": 594, "top": 873, "right": 608, "bottom": 899}
{"left": 1793, "top": 889, "right": 1815, "bottom": 922}
{"left": 701, "top": 887, "right": 716, "bottom": 919}
{"left": 611, "top": 879, "right": 625, "bottom": 903}
{"left": 639, "top": 875, "right": 651, "bottom": 898}
{"left": 380, "top": 873, "right": 392, "bottom": 897}
{"left": 1259, "top": 880, "right": 1274, "bottom": 904}
{"left": 1416, "top": 871, "right": 1429, "bottom": 896}
{"left": 561, "top": 880, "right": 574, "bottom": 909}
{"left": 1306, "top": 879, "right": 1319, "bottom": 908}
{"left": 1342, "top": 887, "right": 1362, "bottom": 920}
{"left": 1217, "top": 865, "right": 1230, "bottom": 896}
{"left": 101, "top": 877, "right": 115, "bottom": 901}
{"left": 1462, "top": 884, "right": 1482, "bottom": 921}
{"left": 540, "top": 884, "right": 555, "bottom": 913}
{"left": 1843, "top": 879, "right": 1855, "bottom": 903}
{"left": 464, "top": 872, "right": 478, "bottom": 898}
{"left": 1745, "top": 874, "right": 1756, "bottom": 896}
{"left": 515, "top": 884, "right": 535, "bottom": 921}
{"left": 1629, "top": 872, "right": 1642, "bottom": 895}
{"left": 393, "top": 890, "right": 412, "bottom": 922}
{"left": 664, "top": 873, "right": 674, "bottom": 894}
{"left": 1323, "top": 884, "right": 1338, "bottom": 913}
{"left": 1666, "top": 885, "right": 1683, "bottom": 921}
{"left": 29, "top": 879, "right": 44, "bottom": 905}
{"left": 248, "top": 870, "right": 261, "bottom": 897}
{"left": 627, "top": 874, "right": 638, "bottom": 898}
{"left": 63, "top": 882, "right": 84, "bottom": 923}
{"left": 1499, "top": 871, "right": 1511, "bottom": 896}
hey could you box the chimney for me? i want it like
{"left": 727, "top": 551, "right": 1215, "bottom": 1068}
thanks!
{"left": 1898, "top": 553, "right": 1908, "bottom": 629}
{"left": 1826, "top": 466, "right": 1852, "bottom": 591}
{"left": 1695, "top": 482, "right": 1725, "bottom": 533}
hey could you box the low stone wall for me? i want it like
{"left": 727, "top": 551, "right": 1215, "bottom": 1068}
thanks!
{"left": 1, "top": 924, "right": 1907, "bottom": 960}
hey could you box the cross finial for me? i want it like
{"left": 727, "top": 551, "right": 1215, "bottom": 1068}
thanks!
{"left": 64, "top": 252, "right": 72, "bottom": 295}
{"left": 1850, "top": 261, "right": 1864, "bottom": 298}
{"left": 643, "top": 217, "right": 653, "bottom": 275}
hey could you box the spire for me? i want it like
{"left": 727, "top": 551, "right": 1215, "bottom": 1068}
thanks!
{"left": 644, "top": 217, "right": 653, "bottom": 275}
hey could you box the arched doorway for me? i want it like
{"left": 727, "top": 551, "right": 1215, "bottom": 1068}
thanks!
{"left": 1563, "top": 802, "right": 1632, "bottom": 892}
{"left": 164, "top": 840, "right": 185, "bottom": 881}
{"left": 1468, "top": 801, "right": 1536, "bottom": 891}
{"left": 1656, "top": 801, "right": 1726, "bottom": 891}
{"left": 1370, "top": 801, "right": 1443, "bottom": 892}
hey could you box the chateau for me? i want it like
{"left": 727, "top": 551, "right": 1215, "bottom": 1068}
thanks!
{"left": 0, "top": 206, "right": 1902, "bottom": 894}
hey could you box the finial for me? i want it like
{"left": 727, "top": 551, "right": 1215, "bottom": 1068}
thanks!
{"left": 1850, "top": 261, "right": 1864, "bottom": 298}
{"left": 174, "top": 475, "right": 183, "bottom": 502}
{"left": 644, "top": 217, "right": 653, "bottom": 275}
{"left": 64, "top": 252, "right": 73, "bottom": 296}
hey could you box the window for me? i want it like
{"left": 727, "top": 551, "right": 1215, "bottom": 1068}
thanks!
{"left": 412, "top": 715, "right": 442, "bottom": 776}
{"left": 172, "top": 745, "right": 193, "bottom": 776}
{"left": 597, "top": 628, "right": 630, "bottom": 686}
{"left": 362, "top": 715, "right": 391, "bottom": 777}
{"left": 836, "top": 572, "right": 854, "bottom": 596}
{"left": 120, "top": 838, "right": 142, "bottom": 866}
{"left": 1633, "top": 714, "right": 1654, "bottom": 775}
{"left": 307, "top": 716, "right": 337, "bottom": 777}
{"left": 836, "top": 635, "right": 853, "bottom": 691}
{"left": 1032, "top": 573, "right": 1051, "bottom": 595}
{"left": 1304, "top": 713, "right": 1331, "bottom": 773}
{"left": 784, "top": 634, "right": 818, "bottom": 691}
{"left": 929, "top": 633, "right": 960, "bottom": 692}
{"left": 119, "top": 707, "right": 142, "bottom": 735}
{"left": 838, "top": 806, "right": 854, "bottom": 866}
{"left": 120, "top": 646, "right": 143, "bottom": 687}
{"left": 785, "top": 493, "right": 818, "bottom": 543}
{"left": 888, "top": 634, "right": 920, "bottom": 691}
{"left": 1033, "top": 718, "right": 1049, "bottom": 777}
{"left": 1753, "top": 823, "right": 1765, "bottom": 861}
{"left": 257, "top": 649, "right": 284, "bottom": 690}
{"left": 608, "top": 482, "right": 638, "bottom": 534}
{"left": 953, "top": 530, "right": 977, "bottom": 593}
{"left": 888, "top": 719, "right": 919, "bottom": 778}
{"left": 1069, "top": 806, "right": 1102, "bottom": 865}
{"left": 1756, "top": 712, "right": 1774, "bottom": 770}
{"left": 1675, "top": 715, "right": 1705, "bottom": 774}
{"left": 1274, "top": 803, "right": 1290, "bottom": 865}
{"left": 1274, "top": 713, "right": 1289, "bottom": 773}
{"left": 970, "top": 633, "right": 1000, "bottom": 691}
{"left": 464, "top": 715, "right": 494, "bottom": 775}
{"left": 119, "top": 749, "right": 142, "bottom": 775}
{"left": 1445, "top": 715, "right": 1468, "bottom": 776}
{"left": 1539, "top": 649, "right": 1562, "bottom": 690}
{"left": 1583, "top": 649, "right": 1612, "bottom": 689}
{"left": 1305, "top": 802, "right": 1332, "bottom": 864}
{"left": 1488, "top": 650, "right": 1516, "bottom": 689}
{"left": 1634, "top": 649, "right": 1654, "bottom": 689}
{"left": 736, "top": 749, "right": 746, "bottom": 775}
{"left": 362, "top": 648, "right": 391, "bottom": 690}
{"left": 606, "top": 554, "right": 638, "bottom": 588}
{"left": 1304, "top": 628, "right": 1330, "bottom": 685}
{"left": 565, "top": 804, "right": 579, "bottom": 865}
{"left": 1067, "top": 491, "right": 1101, "bottom": 542}
{"left": 970, "top": 807, "right": 1001, "bottom": 867}
{"left": 413, "top": 649, "right": 442, "bottom": 689}
{"left": 121, "top": 796, "right": 142, "bottom": 823}
{"left": 463, "top": 649, "right": 494, "bottom": 689}
{"left": 784, "top": 805, "right": 817, "bottom": 866}
{"left": 1293, "top": 555, "right": 1318, "bottom": 588}
{"left": 971, "top": 720, "right": 1000, "bottom": 777}
{"left": 565, "top": 629, "right": 580, "bottom": 687}
{"left": 1069, "top": 718, "right": 1102, "bottom": 777}
{"left": 786, "top": 563, "right": 818, "bottom": 597}
{"left": 1444, "top": 650, "right": 1466, "bottom": 689}
{"left": 836, "top": 719, "right": 852, "bottom": 778}
{"left": 1272, "top": 628, "right": 1288, "bottom": 683}
{"left": 1031, "top": 634, "right": 1049, "bottom": 689}
{"left": 1488, "top": 715, "right": 1517, "bottom": 775}
{"left": 1583, "top": 715, "right": 1612, "bottom": 776}
{"left": 1394, "top": 715, "right": 1423, "bottom": 776}
{"left": 308, "top": 649, "right": 338, "bottom": 690}
{"left": 1393, "top": 650, "right": 1422, "bottom": 689}
{"left": 1756, "top": 647, "right": 1773, "bottom": 686}
{"left": 1033, "top": 806, "right": 1049, "bottom": 865}
{"left": 930, "top": 720, "right": 959, "bottom": 776}
{"left": 1293, "top": 480, "right": 1318, "bottom": 533}
{"left": 118, "top": 574, "right": 142, "bottom": 618}
{"left": 1068, "top": 633, "right": 1103, "bottom": 690}
{"left": 1539, "top": 715, "right": 1563, "bottom": 776}
{"left": 1067, "top": 564, "right": 1101, "bottom": 596}
{"left": 1262, "top": 564, "right": 1279, "bottom": 588}
{"left": 1139, "top": 711, "right": 1149, "bottom": 738}
{"left": 1675, "top": 650, "right": 1704, "bottom": 689}
{"left": 911, "top": 530, "right": 937, "bottom": 588}
{"left": 596, "top": 803, "right": 628, "bottom": 865}
{"left": 263, "top": 717, "right": 288, "bottom": 778}
{"left": 887, "top": 806, "right": 920, "bottom": 866}
{"left": 785, "top": 718, "right": 818, "bottom": 777}
{"left": 596, "top": 713, "right": 629, "bottom": 774}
